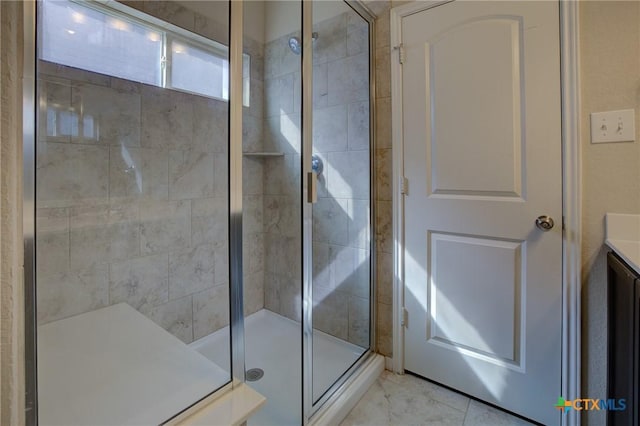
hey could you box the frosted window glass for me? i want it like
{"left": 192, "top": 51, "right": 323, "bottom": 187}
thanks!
{"left": 41, "top": 0, "right": 162, "bottom": 86}
{"left": 170, "top": 40, "right": 229, "bottom": 99}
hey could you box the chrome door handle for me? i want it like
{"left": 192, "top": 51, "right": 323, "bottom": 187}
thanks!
{"left": 535, "top": 215, "right": 554, "bottom": 231}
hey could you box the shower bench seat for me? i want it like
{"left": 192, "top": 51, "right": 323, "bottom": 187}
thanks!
{"left": 37, "top": 303, "right": 251, "bottom": 425}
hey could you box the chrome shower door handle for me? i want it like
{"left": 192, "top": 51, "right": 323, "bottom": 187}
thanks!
{"left": 535, "top": 215, "right": 554, "bottom": 231}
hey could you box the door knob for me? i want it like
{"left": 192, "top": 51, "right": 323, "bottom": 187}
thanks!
{"left": 535, "top": 215, "right": 554, "bottom": 231}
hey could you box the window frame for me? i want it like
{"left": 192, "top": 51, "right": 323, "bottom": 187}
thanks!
{"left": 40, "top": 0, "right": 248, "bottom": 105}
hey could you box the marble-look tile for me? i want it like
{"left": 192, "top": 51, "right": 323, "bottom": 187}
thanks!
{"left": 313, "top": 197, "right": 349, "bottom": 245}
{"left": 107, "top": 202, "right": 141, "bottom": 261}
{"left": 313, "top": 242, "right": 331, "bottom": 290}
{"left": 264, "top": 234, "right": 301, "bottom": 280}
{"left": 214, "top": 247, "right": 229, "bottom": 285}
{"left": 265, "top": 73, "right": 295, "bottom": 118}
{"left": 109, "top": 146, "right": 169, "bottom": 202}
{"left": 193, "top": 97, "right": 228, "bottom": 153}
{"left": 349, "top": 248, "right": 371, "bottom": 298}
{"left": 279, "top": 276, "right": 302, "bottom": 322}
{"left": 363, "top": 0, "right": 391, "bottom": 17}
{"left": 328, "top": 53, "right": 369, "bottom": 106}
{"left": 36, "top": 264, "right": 109, "bottom": 325}
{"left": 341, "top": 371, "right": 468, "bottom": 426}
{"left": 36, "top": 208, "right": 69, "bottom": 278}
{"left": 264, "top": 35, "right": 301, "bottom": 79}
{"left": 110, "top": 76, "right": 141, "bottom": 94}
{"left": 328, "top": 150, "right": 370, "bottom": 200}
{"left": 38, "top": 79, "right": 72, "bottom": 143}
{"left": 463, "top": 400, "right": 534, "bottom": 426}
{"left": 328, "top": 244, "right": 370, "bottom": 298}
{"left": 376, "top": 301, "right": 393, "bottom": 356}
{"left": 169, "top": 244, "right": 216, "bottom": 299}
{"left": 243, "top": 194, "right": 264, "bottom": 235}
{"left": 71, "top": 83, "right": 140, "bottom": 146}
{"left": 348, "top": 198, "right": 371, "bottom": 249}
{"left": 143, "top": 296, "right": 193, "bottom": 343}
{"left": 348, "top": 101, "right": 370, "bottom": 151}
{"left": 212, "top": 152, "right": 228, "bottom": 197}
{"left": 37, "top": 142, "right": 109, "bottom": 208}
{"left": 191, "top": 197, "right": 228, "bottom": 249}
{"left": 169, "top": 150, "right": 215, "bottom": 200}
{"left": 347, "top": 22, "right": 369, "bottom": 58}
{"left": 143, "top": 1, "right": 195, "bottom": 32}
{"left": 347, "top": 9, "right": 365, "bottom": 34}
{"left": 109, "top": 254, "right": 169, "bottom": 311}
{"left": 194, "top": 11, "right": 229, "bottom": 45}
{"left": 313, "top": 286, "right": 349, "bottom": 340}
{"left": 313, "top": 105, "right": 348, "bottom": 152}
{"left": 139, "top": 200, "right": 191, "bottom": 255}
{"left": 348, "top": 295, "right": 370, "bottom": 348}
{"left": 264, "top": 113, "right": 301, "bottom": 154}
{"left": 375, "top": 97, "right": 392, "bottom": 147}
{"left": 376, "top": 251, "right": 393, "bottom": 305}
{"left": 313, "top": 13, "right": 347, "bottom": 65}
{"left": 68, "top": 205, "right": 109, "bottom": 270}
{"left": 70, "top": 203, "right": 139, "bottom": 269}
{"left": 340, "top": 379, "right": 391, "bottom": 426}
{"left": 313, "top": 63, "right": 329, "bottom": 108}
{"left": 243, "top": 232, "right": 264, "bottom": 275}
{"left": 282, "top": 154, "right": 302, "bottom": 195}
{"left": 383, "top": 372, "right": 470, "bottom": 413}
{"left": 243, "top": 271, "right": 264, "bottom": 316}
{"left": 264, "top": 195, "right": 298, "bottom": 237}
{"left": 193, "top": 284, "right": 230, "bottom": 340}
{"left": 246, "top": 78, "right": 264, "bottom": 120}
{"left": 38, "top": 61, "right": 111, "bottom": 88}
{"left": 376, "top": 200, "right": 393, "bottom": 254}
{"left": 375, "top": 46, "right": 391, "bottom": 99}
{"left": 264, "top": 272, "right": 281, "bottom": 313}
{"left": 376, "top": 148, "right": 392, "bottom": 201}
{"left": 243, "top": 156, "right": 264, "bottom": 195}
{"left": 140, "top": 85, "right": 193, "bottom": 150}
{"left": 243, "top": 113, "right": 264, "bottom": 154}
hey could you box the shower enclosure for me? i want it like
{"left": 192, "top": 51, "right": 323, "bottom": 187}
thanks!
{"left": 25, "top": 1, "right": 376, "bottom": 424}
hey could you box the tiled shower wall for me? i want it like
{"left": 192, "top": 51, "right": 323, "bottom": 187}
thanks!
{"left": 262, "top": 10, "right": 372, "bottom": 348}
{"left": 35, "top": 2, "right": 266, "bottom": 344}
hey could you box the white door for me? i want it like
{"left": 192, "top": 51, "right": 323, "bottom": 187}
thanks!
{"left": 401, "top": 1, "right": 562, "bottom": 425}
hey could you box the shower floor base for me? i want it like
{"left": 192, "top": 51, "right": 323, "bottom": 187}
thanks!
{"left": 191, "top": 309, "right": 366, "bottom": 425}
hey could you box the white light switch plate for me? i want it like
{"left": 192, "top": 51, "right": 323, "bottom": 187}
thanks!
{"left": 590, "top": 109, "right": 636, "bottom": 143}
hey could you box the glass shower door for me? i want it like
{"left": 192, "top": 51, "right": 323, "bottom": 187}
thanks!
{"left": 34, "top": 1, "right": 233, "bottom": 423}
{"left": 307, "top": 0, "right": 374, "bottom": 411}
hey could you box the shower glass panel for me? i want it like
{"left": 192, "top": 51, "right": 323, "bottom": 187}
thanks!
{"left": 188, "top": 2, "right": 304, "bottom": 425}
{"left": 34, "top": 1, "right": 232, "bottom": 424}
{"left": 310, "top": 0, "right": 372, "bottom": 405}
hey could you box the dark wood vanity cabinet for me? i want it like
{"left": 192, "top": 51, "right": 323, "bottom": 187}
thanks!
{"left": 607, "top": 251, "right": 639, "bottom": 426}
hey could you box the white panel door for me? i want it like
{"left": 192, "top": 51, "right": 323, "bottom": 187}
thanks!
{"left": 401, "top": 1, "right": 562, "bottom": 424}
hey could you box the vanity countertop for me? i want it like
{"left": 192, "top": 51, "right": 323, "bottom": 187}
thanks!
{"left": 605, "top": 213, "right": 640, "bottom": 276}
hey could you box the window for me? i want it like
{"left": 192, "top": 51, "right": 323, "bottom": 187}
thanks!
{"left": 40, "top": 0, "right": 249, "bottom": 104}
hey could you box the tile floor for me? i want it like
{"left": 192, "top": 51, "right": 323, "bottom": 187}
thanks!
{"left": 341, "top": 371, "right": 536, "bottom": 426}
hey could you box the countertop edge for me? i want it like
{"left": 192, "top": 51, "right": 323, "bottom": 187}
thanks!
{"left": 605, "top": 239, "right": 640, "bottom": 276}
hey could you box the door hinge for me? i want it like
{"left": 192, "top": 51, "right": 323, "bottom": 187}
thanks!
{"left": 401, "top": 307, "right": 408, "bottom": 328}
{"left": 400, "top": 176, "right": 409, "bottom": 195}
{"left": 393, "top": 43, "right": 405, "bottom": 64}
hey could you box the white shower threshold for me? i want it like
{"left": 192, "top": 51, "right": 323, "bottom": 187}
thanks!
{"left": 191, "top": 309, "right": 383, "bottom": 425}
